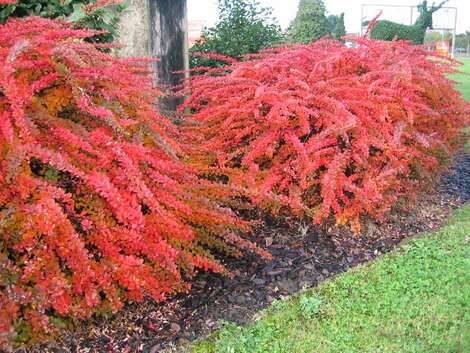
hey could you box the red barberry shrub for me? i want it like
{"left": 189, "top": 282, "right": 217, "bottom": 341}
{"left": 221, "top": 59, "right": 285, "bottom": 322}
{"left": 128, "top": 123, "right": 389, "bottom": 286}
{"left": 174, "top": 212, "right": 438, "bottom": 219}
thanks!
{"left": 0, "top": 17, "right": 268, "bottom": 348}
{"left": 180, "top": 38, "right": 469, "bottom": 231}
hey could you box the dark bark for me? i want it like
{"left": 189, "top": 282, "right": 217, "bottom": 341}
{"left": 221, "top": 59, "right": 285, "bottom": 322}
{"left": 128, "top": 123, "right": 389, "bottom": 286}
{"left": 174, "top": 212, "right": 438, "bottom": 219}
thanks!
{"left": 149, "top": 0, "right": 187, "bottom": 111}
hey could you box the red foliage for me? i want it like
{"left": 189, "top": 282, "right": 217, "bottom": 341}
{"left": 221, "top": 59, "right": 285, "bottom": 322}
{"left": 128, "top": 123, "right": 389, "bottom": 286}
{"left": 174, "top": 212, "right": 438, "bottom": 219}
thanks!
{"left": 0, "top": 17, "right": 267, "bottom": 348}
{"left": 180, "top": 38, "right": 469, "bottom": 231}
{"left": 0, "top": 0, "right": 122, "bottom": 5}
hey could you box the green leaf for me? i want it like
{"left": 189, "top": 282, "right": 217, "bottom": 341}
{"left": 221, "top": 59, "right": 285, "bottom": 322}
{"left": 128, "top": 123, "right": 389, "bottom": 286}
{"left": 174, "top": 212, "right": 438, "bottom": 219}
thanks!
{"left": 67, "top": 3, "right": 86, "bottom": 23}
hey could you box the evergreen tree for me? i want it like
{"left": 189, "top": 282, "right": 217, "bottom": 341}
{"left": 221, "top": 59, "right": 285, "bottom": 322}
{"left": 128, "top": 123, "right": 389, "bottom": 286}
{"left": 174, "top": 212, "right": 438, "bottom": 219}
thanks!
{"left": 455, "top": 33, "right": 469, "bottom": 51}
{"left": 326, "top": 13, "right": 346, "bottom": 40}
{"left": 288, "top": 0, "right": 328, "bottom": 44}
{"left": 333, "top": 13, "right": 346, "bottom": 40}
{"left": 326, "top": 14, "right": 337, "bottom": 35}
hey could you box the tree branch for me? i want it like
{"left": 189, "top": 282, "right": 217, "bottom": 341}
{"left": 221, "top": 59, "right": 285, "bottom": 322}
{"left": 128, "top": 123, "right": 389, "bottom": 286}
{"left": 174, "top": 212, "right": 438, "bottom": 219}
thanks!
{"left": 431, "top": 0, "right": 449, "bottom": 12}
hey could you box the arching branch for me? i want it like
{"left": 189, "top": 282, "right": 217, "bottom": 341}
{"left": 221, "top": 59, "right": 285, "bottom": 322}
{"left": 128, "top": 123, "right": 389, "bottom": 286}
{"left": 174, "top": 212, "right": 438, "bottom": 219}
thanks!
{"left": 431, "top": 0, "right": 449, "bottom": 13}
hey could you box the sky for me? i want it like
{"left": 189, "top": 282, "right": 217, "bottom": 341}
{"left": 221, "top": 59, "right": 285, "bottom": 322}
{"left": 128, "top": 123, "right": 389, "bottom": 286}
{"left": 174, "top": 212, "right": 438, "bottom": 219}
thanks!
{"left": 188, "top": 0, "right": 470, "bottom": 35}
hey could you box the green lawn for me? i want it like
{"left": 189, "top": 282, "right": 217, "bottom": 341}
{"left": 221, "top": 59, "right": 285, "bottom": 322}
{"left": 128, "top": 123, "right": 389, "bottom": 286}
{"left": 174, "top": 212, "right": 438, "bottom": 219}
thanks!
{"left": 192, "top": 204, "right": 470, "bottom": 353}
{"left": 452, "top": 57, "right": 470, "bottom": 150}
{"left": 189, "top": 60, "right": 470, "bottom": 353}
{"left": 452, "top": 57, "right": 470, "bottom": 101}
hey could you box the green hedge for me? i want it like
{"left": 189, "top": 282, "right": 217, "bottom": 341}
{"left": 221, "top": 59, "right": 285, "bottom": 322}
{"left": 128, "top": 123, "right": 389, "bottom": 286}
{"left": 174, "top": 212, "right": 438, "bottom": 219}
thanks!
{"left": 369, "top": 20, "right": 426, "bottom": 45}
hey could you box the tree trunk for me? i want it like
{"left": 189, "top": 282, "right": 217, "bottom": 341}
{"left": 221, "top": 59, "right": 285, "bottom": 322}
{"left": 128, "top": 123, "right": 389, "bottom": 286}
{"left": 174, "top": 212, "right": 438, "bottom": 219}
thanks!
{"left": 117, "top": 0, "right": 189, "bottom": 111}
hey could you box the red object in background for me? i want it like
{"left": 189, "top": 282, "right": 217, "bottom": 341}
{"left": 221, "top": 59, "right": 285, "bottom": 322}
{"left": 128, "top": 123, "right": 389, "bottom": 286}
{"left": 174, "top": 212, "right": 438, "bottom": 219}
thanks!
{"left": 436, "top": 40, "right": 450, "bottom": 57}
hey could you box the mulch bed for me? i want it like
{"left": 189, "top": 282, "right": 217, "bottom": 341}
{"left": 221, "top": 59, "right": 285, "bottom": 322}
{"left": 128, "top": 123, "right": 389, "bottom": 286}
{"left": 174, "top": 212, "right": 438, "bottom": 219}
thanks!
{"left": 17, "top": 150, "right": 470, "bottom": 353}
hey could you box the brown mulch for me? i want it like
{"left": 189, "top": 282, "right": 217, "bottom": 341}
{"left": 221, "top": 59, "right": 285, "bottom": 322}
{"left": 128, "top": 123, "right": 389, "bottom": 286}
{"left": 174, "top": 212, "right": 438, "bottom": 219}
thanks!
{"left": 15, "top": 151, "right": 470, "bottom": 353}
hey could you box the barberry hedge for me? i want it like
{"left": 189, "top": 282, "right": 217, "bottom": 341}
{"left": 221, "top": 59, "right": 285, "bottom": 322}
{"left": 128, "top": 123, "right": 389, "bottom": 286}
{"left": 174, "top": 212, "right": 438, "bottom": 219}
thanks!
{"left": 180, "top": 38, "right": 469, "bottom": 232}
{"left": 0, "top": 0, "right": 125, "bottom": 44}
{"left": 0, "top": 17, "right": 268, "bottom": 348}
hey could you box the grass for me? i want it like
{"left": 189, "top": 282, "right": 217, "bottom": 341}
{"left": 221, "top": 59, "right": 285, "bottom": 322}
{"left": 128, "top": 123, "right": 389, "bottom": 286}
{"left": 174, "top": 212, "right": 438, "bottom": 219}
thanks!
{"left": 192, "top": 204, "right": 470, "bottom": 353}
{"left": 189, "top": 60, "right": 470, "bottom": 353}
{"left": 452, "top": 58, "right": 470, "bottom": 150}
{"left": 451, "top": 57, "right": 470, "bottom": 101}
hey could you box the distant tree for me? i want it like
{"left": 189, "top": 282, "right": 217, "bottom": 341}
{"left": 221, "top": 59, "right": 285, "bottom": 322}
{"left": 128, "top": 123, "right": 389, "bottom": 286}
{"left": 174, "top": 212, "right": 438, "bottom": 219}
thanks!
{"left": 326, "top": 12, "right": 346, "bottom": 40}
{"left": 190, "top": 0, "right": 283, "bottom": 68}
{"left": 288, "top": 0, "right": 328, "bottom": 44}
{"left": 455, "top": 33, "right": 468, "bottom": 50}
{"left": 425, "top": 31, "right": 452, "bottom": 44}
{"left": 424, "top": 31, "right": 442, "bottom": 43}
{"left": 466, "top": 31, "right": 470, "bottom": 53}
{"left": 326, "top": 14, "right": 337, "bottom": 34}
{"left": 333, "top": 12, "right": 346, "bottom": 40}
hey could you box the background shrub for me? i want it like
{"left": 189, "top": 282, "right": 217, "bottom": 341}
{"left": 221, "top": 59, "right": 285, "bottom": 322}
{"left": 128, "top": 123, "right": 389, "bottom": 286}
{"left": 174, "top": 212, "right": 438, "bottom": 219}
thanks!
{"left": 190, "top": 0, "right": 284, "bottom": 68}
{"left": 0, "top": 17, "right": 267, "bottom": 349}
{"left": 179, "top": 38, "right": 469, "bottom": 232}
{"left": 367, "top": 1, "right": 449, "bottom": 45}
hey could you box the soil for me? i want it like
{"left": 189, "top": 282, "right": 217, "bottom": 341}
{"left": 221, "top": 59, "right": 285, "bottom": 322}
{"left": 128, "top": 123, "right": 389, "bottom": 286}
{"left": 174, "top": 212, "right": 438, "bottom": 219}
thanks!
{"left": 14, "top": 150, "right": 470, "bottom": 353}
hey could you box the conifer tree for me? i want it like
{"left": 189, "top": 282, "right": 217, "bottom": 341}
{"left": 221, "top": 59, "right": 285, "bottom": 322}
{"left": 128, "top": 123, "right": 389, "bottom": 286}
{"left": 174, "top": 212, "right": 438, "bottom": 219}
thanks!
{"left": 334, "top": 13, "right": 346, "bottom": 40}
{"left": 288, "top": 0, "right": 328, "bottom": 44}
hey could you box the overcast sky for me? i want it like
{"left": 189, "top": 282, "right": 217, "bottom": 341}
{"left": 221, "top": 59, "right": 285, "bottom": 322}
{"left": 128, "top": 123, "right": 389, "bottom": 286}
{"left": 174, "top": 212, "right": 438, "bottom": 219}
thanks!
{"left": 188, "top": 0, "right": 470, "bottom": 34}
